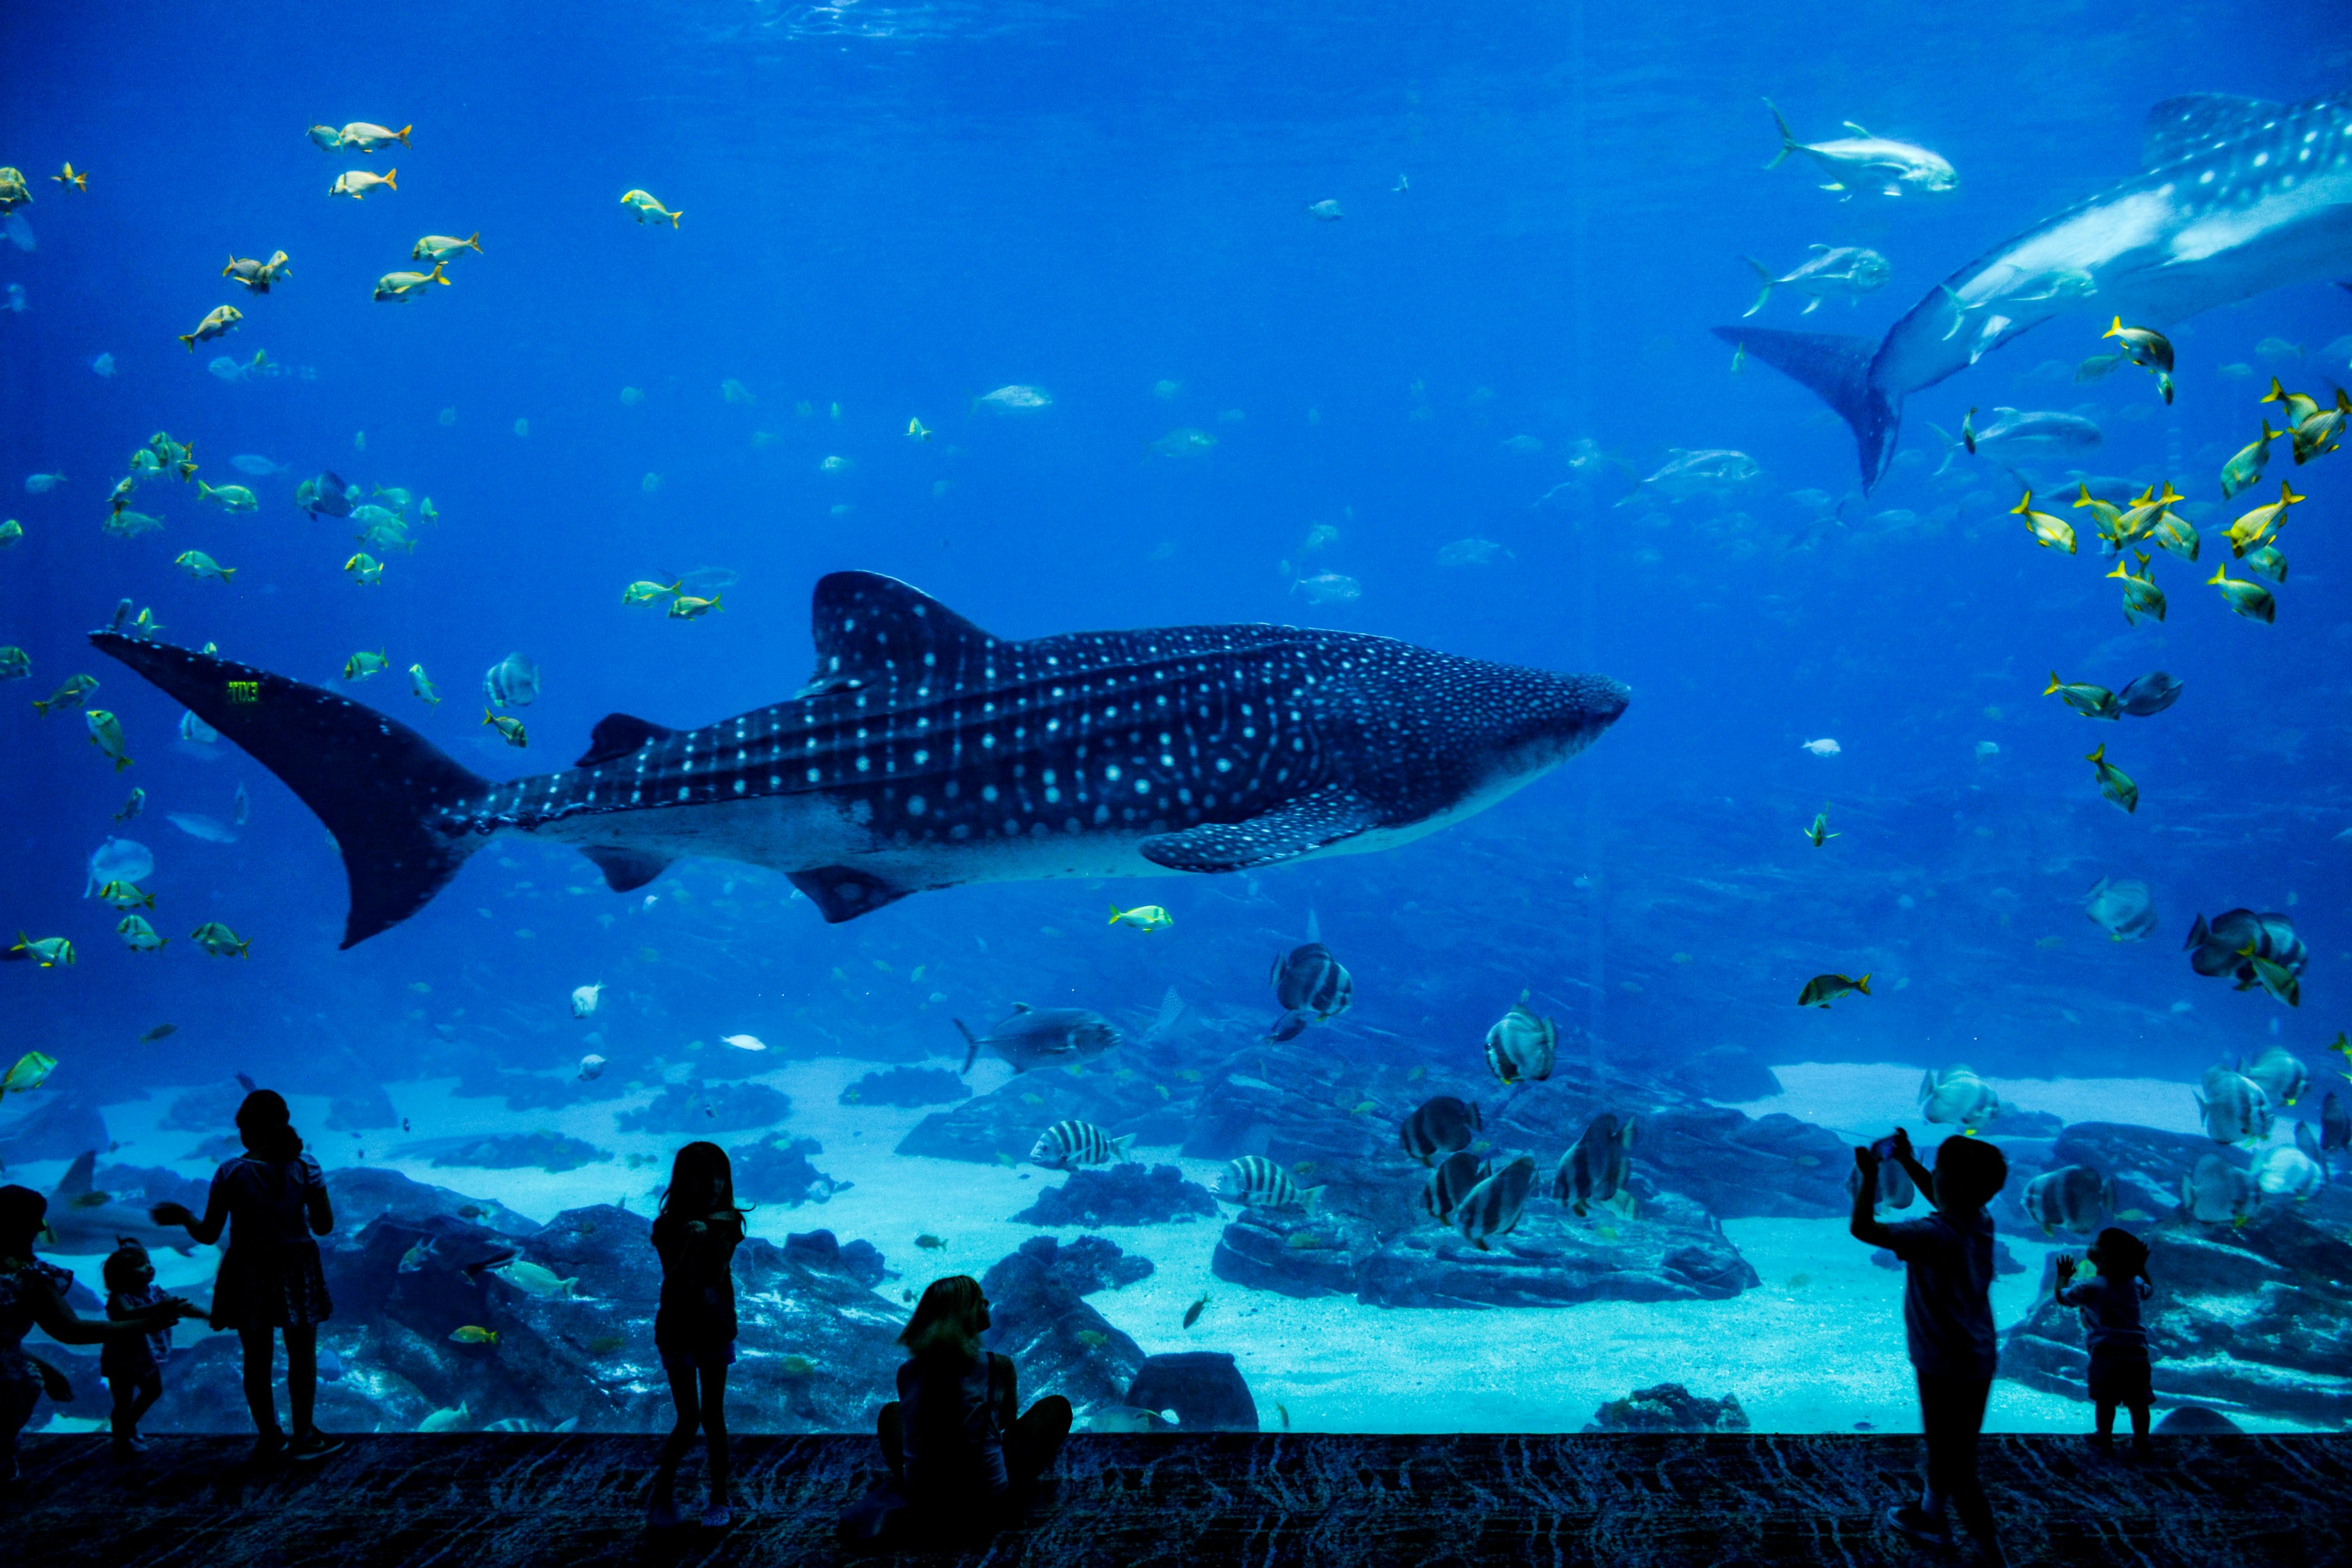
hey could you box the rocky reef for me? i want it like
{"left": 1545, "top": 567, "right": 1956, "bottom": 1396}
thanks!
{"left": 1585, "top": 1382, "right": 1752, "bottom": 1433}
{"left": 839, "top": 1066, "right": 971, "bottom": 1107}
{"left": 617, "top": 1080, "right": 791, "bottom": 1134}
{"left": 730, "top": 1134, "right": 845, "bottom": 1207}
{"left": 1014, "top": 1163, "right": 1220, "bottom": 1227}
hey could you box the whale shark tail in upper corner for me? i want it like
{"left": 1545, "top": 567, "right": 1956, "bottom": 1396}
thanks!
{"left": 1711, "top": 324, "right": 1902, "bottom": 491}
{"left": 89, "top": 630, "right": 491, "bottom": 949}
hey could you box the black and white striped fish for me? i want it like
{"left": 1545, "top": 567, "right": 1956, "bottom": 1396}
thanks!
{"left": 1551, "top": 1111, "right": 1637, "bottom": 1216}
{"left": 1453, "top": 1154, "right": 1535, "bottom": 1249}
{"left": 1399, "top": 1095, "right": 1481, "bottom": 1166}
{"left": 1216, "top": 1154, "right": 1323, "bottom": 1215}
{"left": 1271, "top": 943, "right": 1353, "bottom": 1019}
{"left": 1484, "top": 991, "right": 1556, "bottom": 1085}
{"left": 1422, "top": 1149, "right": 1486, "bottom": 1223}
{"left": 1028, "top": 1119, "right": 1134, "bottom": 1170}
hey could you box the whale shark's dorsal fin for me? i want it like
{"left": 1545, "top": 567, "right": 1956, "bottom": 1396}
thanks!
{"left": 575, "top": 714, "right": 676, "bottom": 769}
{"left": 2144, "top": 94, "right": 2283, "bottom": 168}
{"left": 55, "top": 1150, "right": 96, "bottom": 1198}
{"left": 807, "top": 571, "right": 997, "bottom": 689}
{"left": 581, "top": 848, "right": 669, "bottom": 893}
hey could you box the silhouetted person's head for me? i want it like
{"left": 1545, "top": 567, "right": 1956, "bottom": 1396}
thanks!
{"left": 0, "top": 1184, "right": 46, "bottom": 1259}
{"left": 104, "top": 1238, "right": 156, "bottom": 1294}
{"left": 2089, "top": 1226, "right": 2150, "bottom": 1284}
{"left": 657, "top": 1140, "right": 741, "bottom": 1219}
{"left": 1932, "top": 1135, "right": 2007, "bottom": 1213}
{"left": 236, "top": 1088, "right": 304, "bottom": 1162}
{"left": 900, "top": 1275, "right": 990, "bottom": 1360}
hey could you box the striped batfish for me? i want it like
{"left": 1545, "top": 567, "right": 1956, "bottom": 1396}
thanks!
{"left": 1453, "top": 1155, "right": 1536, "bottom": 1250}
{"left": 1550, "top": 1112, "right": 1638, "bottom": 1218}
{"left": 1216, "top": 1155, "right": 1322, "bottom": 1215}
{"left": 1483, "top": 992, "right": 1556, "bottom": 1085}
{"left": 1422, "top": 1149, "right": 1486, "bottom": 1223}
{"left": 1398, "top": 1095, "right": 1480, "bottom": 1166}
{"left": 1271, "top": 943, "right": 1353, "bottom": 1019}
{"left": 1028, "top": 1119, "right": 1133, "bottom": 1170}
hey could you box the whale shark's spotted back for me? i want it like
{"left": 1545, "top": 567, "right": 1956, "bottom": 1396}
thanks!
{"left": 92, "top": 573, "right": 1628, "bottom": 941}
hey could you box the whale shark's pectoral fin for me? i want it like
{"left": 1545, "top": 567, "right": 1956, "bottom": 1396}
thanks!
{"left": 1139, "top": 786, "right": 1385, "bottom": 873}
{"left": 790, "top": 865, "right": 914, "bottom": 923}
{"left": 53, "top": 1150, "right": 97, "bottom": 1199}
{"left": 580, "top": 847, "right": 671, "bottom": 893}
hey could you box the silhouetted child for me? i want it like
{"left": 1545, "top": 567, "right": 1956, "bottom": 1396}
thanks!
{"left": 0, "top": 1185, "right": 196, "bottom": 1482}
{"left": 875, "top": 1275, "right": 1072, "bottom": 1535}
{"left": 151, "top": 1088, "right": 344, "bottom": 1465}
{"left": 1852, "top": 1127, "right": 2008, "bottom": 1568}
{"left": 102, "top": 1240, "right": 174, "bottom": 1455}
{"left": 648, "top": 1141, "right": 748, "bottom": 1530}
{"left": 2055, "top": 1227, "right": 2153, "bottom": 1453}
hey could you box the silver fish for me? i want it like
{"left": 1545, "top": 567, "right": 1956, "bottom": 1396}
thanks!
{"left": 1484, "top": 992, "right": 1556, "bottom": 1085}
{"left": 2020, "top": 1164, "right": 2112, "bottom": 1235}
{"left": 1271, "top": 943, "right": 1352, "bottom": 1019}
{"left": 2195, "top": 1064, "right": 2274, "bottom": 1145}
{"left": 954, "top": 1005, "right": 1120, "bottom": 1075}
{"left": 1399, "top": 1096, "right": 1481, "bottom": 1166}
{"left": 1422, "top": 1149, "right": 1486, "bottom": 1223}
{"left": 2082, "top": 877, "right": 2156, "bottom": 942}
{"left": 2180, "top": 1153, "right": 2259, "bottom": 1224}
{"left": 1551, "top": 1110, "right": 1637, "bottom": 1216}
{"left": 2242, "top": 1045, "right": 2308, "bottom": 1109}
{"left": 1918, "top": 1065, "right": 2002, "bottom": 1130}
{"left": 483, "top": 652, "right": 541, "bottom": 708}
{"left": 2116, "top": 670, "right": 2182, "bottom": 716}
{"left": 1741, "top": 245, "right": 1891, "bottom": 317}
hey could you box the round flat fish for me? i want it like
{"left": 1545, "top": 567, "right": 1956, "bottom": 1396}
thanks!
{"left": 2082, "top": 877, "right": 2156, "bottom": 941}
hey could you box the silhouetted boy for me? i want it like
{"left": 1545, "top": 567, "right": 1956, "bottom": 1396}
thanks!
{"left": 1852, "top": 1128, "right": 2008, "bottom": 1568}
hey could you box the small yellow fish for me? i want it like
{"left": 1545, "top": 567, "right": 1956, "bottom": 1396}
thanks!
{"left": 173, "top": 551, "right": 235, "bottom": 583}
{"left": 1804, "top": 809, "right": 1835, "bottom": 846}
{"left": 622, "top": 579, "right": 680, "bottom": 605}
{"left": 448, "top": 1325, "right": 499, "bottom": 1346}
{"left": 2220, "top": 421, "right": 2278, "bottom": 499}
{"left": 0, "top": 167, "right": 29, "bottom": 211}
{"left": 620, "top": 189, "right": 681, "bottom": 227}
{"left": 2227, "top": 480, "right": 2306, "bottom": 557}
{"left": 198, "top": 481, "right": 259, "bottom": 512}
{"left": 2043, "top": 673, "right": 2119, "bottom": 720}
{"left": 345, "top": 552, "right": 385, "bottom": 585}
{"left": 484, "top": 709, "right": 528, "bottom": 747}
{"left": 10, "top": 933, "right": 75, "bottom": 968}
{"left": 373, "top": 261, "right": 448, "bottom": 302}
{"left": 52, "top": 162, "right": 88, "bottom": 192}
{"left": 2241, "top": 543, "right": 2287, "bottom": 584}
{"left": 2206, "top": 564, "right": 2276, "bottom": 624}
{"left": 178, "top": 305, "right": 243, "bottom": 350}
{"left": 2106, "top": 551, "right": 2166, "bottom": 626}
{"left": 1109, "top": 903, "right": 1174, "bottom": 932}
{"left": 97, "top": 880, "right": 153, "bottom": 910}
{"left": 33, "top": 673, "right": 99, "bottom": 715}
{"left": 339, "top": 122, "right": 412, "bottom": 152}
{"left": 2147, "top": 510, "right": 2199, "bottom": 564}
{"left": 2261, "top": 377, "right": 2321, "bottom": 427}
{"left": 224, "top": 251, "right": 292, "bottom": 293}
{"left": 2086, "top": 743, "right": 2137, "bottom": 813}
{"left": 1797, "top": 973, "right": 1869, "bottom": 1008}
{"left": 668, "top": 594, "right": 722, "bottom": 620}
{"left": 190, "top": 921, "right": 251, "bottom": 957}
{"left": 85, "top": 708, "right": 132, "bottom": 772}
{"left": 2070, "top": 484, "right": 2124, "bottom": 548}
{"left": 331, "top": 168, "right": 397, "bottom": 200}
{"left": 908, "top": 417, "right": 931, "bottom": 440}
{"left": 409, "top": 663, "right": 440, "bottom": 704}
{"left": 2010, "top": 490, "right": 2076, "bottom": 554}
{"left": 344, "top": 650, "right": 391, "bottom": 681}
{"left": 2290, "top": 389, "right": 2350, "bottom": 464}
{"left": 116, "top": 914, "right": 167, "bottom": 952}
{"left": 411, "top": 232, "right": 481, "bottom": 262}
{"left": 915, "top": 1233, "right": 945, "bottom": 1250}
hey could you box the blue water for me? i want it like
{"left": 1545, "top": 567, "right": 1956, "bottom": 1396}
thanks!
{"left": 2, "top": 2, "right": 2349, "bottom": 1434}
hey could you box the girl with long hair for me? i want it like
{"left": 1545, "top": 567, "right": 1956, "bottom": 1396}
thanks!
{"left": 152, "top": 1088, "right": 342, "bottom": 1464}
{"left": 647, "top": 1140, "right": 749, "bottom": 1529}
{"left": 876, "top": 1275, "right": 1072, "bottom": 1529}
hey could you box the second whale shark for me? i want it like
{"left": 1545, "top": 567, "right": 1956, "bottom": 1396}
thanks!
{"left": 1719, "top": 91, "right": 2352, "bottom": 489}
{"left": 91, "top": 571, "right": 1629, "bottom": 946}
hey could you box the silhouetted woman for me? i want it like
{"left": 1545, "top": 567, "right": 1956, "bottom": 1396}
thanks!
{"left": 1, "top": 1185, "right": 198, "bottom": 1482}
{"left": 648, "top": 1140, "right": 748, "bottom": 1529}
{"left": 878, "top": 1276, "right": 1072, "bottom": 1529}
{"left": 150, "top": 1088, "right": 342, "bottom": 1464}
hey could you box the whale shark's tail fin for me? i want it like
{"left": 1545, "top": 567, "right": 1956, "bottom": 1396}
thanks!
{"left": 90, "top": 631, "right": 491, "bottom": 948}
{"left": 1711, "top": 325, "right": 1902, "bottom": 491}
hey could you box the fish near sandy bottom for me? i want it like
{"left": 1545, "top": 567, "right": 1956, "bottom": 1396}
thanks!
{"left": 88, "top": 571, "right": 1627, "bottom": 948}
{"left": 955, "top": 1006, "right": 1121, "bottom": 1074}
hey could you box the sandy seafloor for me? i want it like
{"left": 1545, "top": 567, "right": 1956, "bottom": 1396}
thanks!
{"left": 15, "top": 1058, "right": 2325, "bottom": 1435}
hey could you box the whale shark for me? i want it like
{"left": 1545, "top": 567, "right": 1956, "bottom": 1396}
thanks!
{"left": 1717, "top": 91, "right": 2352, "bottom": 489}
{"left": 91, "top": 571, "right": 1629, "bottom": 947}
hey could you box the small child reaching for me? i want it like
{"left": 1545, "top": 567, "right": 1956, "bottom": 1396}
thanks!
{"left": 102, "top": 1240, "right": 174, "bottom": 1455}
{"left": 2054, "top": 1227, "right": 2154, "bottom": 1453}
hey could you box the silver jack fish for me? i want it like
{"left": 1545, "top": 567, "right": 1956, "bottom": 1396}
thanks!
{"left": 88, "top": 572, "right": 1627, "bottom": 948}
{"left": 1722, "top": 91, "right": 2352, "bottom": 489}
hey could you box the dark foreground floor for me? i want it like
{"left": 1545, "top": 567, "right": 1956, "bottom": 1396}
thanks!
{"left": 13, "top": 1431, "right": 2352, "bottom": 1567}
